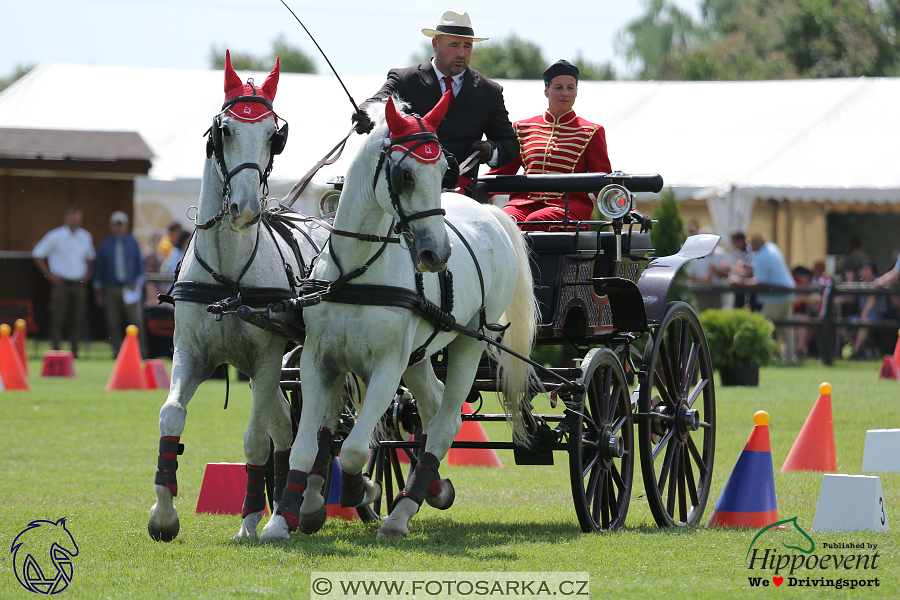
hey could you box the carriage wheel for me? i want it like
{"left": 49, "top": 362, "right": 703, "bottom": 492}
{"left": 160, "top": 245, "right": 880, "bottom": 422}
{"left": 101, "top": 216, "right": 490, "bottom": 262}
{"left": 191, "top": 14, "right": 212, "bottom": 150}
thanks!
{"left": 638, "top": 302, "right": 716, "bottom": 527}
{"left": 569, "top": 348, "right": 634, "bottom": 532}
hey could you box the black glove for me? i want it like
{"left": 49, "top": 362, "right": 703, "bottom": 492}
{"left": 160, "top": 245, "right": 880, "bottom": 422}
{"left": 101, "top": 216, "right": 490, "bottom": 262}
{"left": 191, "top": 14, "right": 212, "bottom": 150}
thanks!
{"left": 626, "top": 209, "right": 653, "bottom": 232}
{"left": 470, "top": 140, "right": 495, "bottom": 164}
{"left": 351, "top": 109, "right": 373, "bottom": 134}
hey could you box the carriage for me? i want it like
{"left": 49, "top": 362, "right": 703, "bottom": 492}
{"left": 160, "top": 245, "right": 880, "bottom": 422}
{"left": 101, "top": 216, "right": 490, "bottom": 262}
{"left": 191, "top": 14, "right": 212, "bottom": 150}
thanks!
{"left": 276, "top": 171, "right": 719, "bottom": 534}
{"left": 147, "top": 61, "right": 718, "bottom": 541}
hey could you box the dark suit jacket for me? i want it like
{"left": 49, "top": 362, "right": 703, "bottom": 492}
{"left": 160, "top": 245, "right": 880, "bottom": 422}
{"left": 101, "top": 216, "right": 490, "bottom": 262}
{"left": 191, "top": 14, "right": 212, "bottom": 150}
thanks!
{"left": 361, "top": 64, "right": 519, "bottom": 175}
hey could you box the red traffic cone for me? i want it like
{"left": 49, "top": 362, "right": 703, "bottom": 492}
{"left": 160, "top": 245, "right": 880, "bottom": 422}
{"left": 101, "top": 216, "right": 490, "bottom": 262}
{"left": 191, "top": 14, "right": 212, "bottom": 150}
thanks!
{"left": 447, "top": 402, "right": 503, "bottom": 467}
{"left": 144, "top": 359, "right": 170, "bottom": 389}
{"left": 106, "top": 325, "right": 148, "bottom": 390}
{"left": 0, "top": 324, "right": 29, "bottom": 391}
{"left": 878, "top": 329, "right": 900, "bottom": 380}
{"left": 707, "top": 411, "right": 778, "bottom": 527}
{"left": 781, "top": 382, "right": 836, "bottom": 472}
{"left": 12, "top": 319, "right": 28, "bottom": 375}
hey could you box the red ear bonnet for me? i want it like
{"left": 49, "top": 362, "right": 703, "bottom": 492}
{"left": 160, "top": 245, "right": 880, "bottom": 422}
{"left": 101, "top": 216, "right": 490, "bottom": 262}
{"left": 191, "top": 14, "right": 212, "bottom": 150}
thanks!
{"left": 223, "top": 50, "right": 280, "bottom": 123}
{"left": 384, "top": 92, "right": 449, "bottom": 164}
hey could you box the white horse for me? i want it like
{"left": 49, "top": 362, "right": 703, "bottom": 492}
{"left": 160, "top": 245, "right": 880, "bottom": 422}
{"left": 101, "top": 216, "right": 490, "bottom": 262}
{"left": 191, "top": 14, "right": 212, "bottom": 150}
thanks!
{"left": 147, "top": 52, "right": 328, "bottom": 542}
{"left": 259, "top": 94, "right": 540, "bottom": 542}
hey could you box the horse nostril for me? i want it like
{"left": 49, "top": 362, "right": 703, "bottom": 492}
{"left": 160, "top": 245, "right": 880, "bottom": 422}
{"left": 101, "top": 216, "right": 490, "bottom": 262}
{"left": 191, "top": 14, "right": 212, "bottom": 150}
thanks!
{"left": 419, "top": 249, "right": 447, "bottom": 272}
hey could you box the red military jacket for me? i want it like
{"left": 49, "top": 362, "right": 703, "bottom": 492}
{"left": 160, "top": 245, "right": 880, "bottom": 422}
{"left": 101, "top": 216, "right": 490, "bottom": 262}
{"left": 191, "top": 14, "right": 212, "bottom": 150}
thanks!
{"left": 489, "top": 109, "right": 611, "bottom": 220}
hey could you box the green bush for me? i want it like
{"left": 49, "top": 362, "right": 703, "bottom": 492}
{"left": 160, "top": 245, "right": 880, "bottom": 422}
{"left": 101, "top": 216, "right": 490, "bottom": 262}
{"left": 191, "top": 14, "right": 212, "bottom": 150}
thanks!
{"left": 699, "top": 308, "right": 775, "bottom": 370}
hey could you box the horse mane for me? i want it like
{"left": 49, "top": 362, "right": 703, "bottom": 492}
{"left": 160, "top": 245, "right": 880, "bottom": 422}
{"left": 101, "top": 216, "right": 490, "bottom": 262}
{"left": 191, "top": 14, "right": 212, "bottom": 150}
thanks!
{"left": 363, "top": 95, "right": 412, "bottom": 128}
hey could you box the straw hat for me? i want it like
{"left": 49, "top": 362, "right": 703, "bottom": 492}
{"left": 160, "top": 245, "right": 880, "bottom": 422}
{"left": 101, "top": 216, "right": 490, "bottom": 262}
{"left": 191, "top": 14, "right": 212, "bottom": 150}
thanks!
{"left": 422, "top": 11, "right": 488, "bottom": 42}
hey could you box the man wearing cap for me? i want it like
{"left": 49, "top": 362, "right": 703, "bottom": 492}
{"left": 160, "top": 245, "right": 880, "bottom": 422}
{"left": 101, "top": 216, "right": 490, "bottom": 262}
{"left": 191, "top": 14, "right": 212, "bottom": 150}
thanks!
{"left": 487, "top": 60, "right": 612, "bottom": 230}
{"left": 93, "top": 211, "right": 146, "bottom": 357}
{"left": 33, "top": 204, "right": 96, "bottom": 358}
{"left": 353, "top": 10, "right": 518, "bottom": 189}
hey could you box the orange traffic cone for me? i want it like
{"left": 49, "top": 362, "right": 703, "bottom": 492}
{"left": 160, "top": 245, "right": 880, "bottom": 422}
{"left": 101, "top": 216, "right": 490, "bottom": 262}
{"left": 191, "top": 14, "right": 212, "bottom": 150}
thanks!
{"left": 106, "top": 325, "right": 148, "bottom": 390}
{"left": 11, "top": 319, "right": 28, "bottom": 375}
{"left": 878, "top": 329, "right": 900, "bottom": 380}
{"left": 0, "top": 323, "right": 29, "bottom": 390}
{"left": 781, "top": 382, "right": 836, "bottom": 472}
{"left": 707, "top": 411, "right": 778, "bottom": 528}
{"left": 144, "top": 359, "right": 170, "bottom": 389}
{"left": 446, "top": 402, "right": 503, "bottom": 467}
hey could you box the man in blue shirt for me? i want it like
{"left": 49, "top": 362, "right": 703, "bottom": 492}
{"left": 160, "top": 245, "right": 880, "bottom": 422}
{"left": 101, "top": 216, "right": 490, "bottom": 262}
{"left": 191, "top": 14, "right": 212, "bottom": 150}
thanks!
{"left": 731, "top": 231, "right": 797, "bottom": 364}
{"left": 93, "top": 211, "right": 146, "bottom": 357}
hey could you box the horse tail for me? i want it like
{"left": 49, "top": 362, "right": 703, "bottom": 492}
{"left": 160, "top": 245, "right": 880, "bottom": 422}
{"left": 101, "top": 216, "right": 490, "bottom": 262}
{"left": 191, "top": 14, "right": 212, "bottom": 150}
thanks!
{"left": 484, "top": 205, "right": 540, "bottom": 445}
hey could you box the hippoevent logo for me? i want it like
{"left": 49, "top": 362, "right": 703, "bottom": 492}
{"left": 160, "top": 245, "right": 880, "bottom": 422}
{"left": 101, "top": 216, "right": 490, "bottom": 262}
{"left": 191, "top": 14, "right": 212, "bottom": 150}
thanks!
{"left": 10, "top": 518, "right": 79, "bottom": 594}
{"left": 746, "top": 517, "right": 881, "bottom": 590}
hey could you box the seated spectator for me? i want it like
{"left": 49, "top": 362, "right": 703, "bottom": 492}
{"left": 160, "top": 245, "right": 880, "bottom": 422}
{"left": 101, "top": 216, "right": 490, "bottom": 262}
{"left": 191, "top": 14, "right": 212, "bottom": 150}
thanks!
{"left": 842, "top": 260, "right": 889, "bottom": 359}
{"left": 791, "top": 266, "right": 821, "bottom": 358}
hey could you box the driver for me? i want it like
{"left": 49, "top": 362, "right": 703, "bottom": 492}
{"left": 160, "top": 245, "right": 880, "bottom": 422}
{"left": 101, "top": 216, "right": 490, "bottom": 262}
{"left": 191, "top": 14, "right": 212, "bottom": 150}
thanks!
{"left": 351, "top": 10, "right": 518, "bottom": 193}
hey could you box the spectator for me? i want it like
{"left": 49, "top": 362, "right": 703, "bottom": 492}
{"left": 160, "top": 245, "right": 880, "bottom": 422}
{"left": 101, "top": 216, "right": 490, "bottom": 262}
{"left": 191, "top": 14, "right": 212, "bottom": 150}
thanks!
{"left": 730, "top": 231, "right": 797, "bottom": 364}
{"left": 93, "top": 211, "right": 146, "bottom": 357}
{"left": 157, "top": 222, "right": 183, "bottom": 259}
{"left": 843, "top": 260, "right": 890, "bottom": 359}
{"left": 161, "top": 230, "right": 191, "bottom": 275}
{"left": 686, "top": 226, "right": 731, "bottom": 312}
{"left": 791, "top": 266, "right": 821, "bottom": 358}
{"left": 144, "top": 231, "right": 168, "bottom": 308}
{"left": 723, "top": 231, "right": 755, "bottom": 310}
{"left": 873, "top": 251, "right": 900, "bottom": 290}
{"left": 836, "top": 237, "right": 869, "bottom": 281}
{"left": 32, "top": 204, "right": 95, "bottom": 358}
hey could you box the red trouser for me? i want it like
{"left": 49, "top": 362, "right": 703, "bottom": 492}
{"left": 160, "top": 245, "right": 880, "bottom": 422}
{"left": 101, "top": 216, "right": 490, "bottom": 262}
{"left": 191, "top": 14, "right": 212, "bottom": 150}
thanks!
{"left": 502, "top": 202, "right": 588, "bottom": 232}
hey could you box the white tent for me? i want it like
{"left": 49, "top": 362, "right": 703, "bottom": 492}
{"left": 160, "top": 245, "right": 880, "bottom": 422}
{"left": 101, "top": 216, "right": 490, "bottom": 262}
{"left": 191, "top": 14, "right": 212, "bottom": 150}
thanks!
{"left": 2, "top": 63, "right": 899, "bottom": 241}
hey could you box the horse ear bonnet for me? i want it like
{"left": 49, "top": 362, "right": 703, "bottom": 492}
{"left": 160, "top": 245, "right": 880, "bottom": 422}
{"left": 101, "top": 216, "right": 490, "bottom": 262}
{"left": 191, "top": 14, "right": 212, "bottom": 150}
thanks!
{"left": 442, "top": 152, "right": 459, "bottom": 190}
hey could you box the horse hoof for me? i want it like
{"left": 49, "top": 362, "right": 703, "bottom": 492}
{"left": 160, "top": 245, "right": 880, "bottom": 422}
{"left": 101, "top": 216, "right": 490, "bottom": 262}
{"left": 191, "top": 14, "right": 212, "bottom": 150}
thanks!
{"left": 360, "top": 477, "right": 381, "bottom": 508}
{"left": 298, "top": 495, "right": 327, "bottom": 535}
{"left": 259, "top": 517, "right": 291, "bottom": 544}
{"left": 148, "top": 519, "right": 180, "bottom": 542}
{"left": 234, "top": 510, "right": 265, "bottom": 540}
{"left": 425, "top": 478, "right": 455, "bottom": 510}
{"left": 377, "top": 520, "right": 409, "bottom": 538}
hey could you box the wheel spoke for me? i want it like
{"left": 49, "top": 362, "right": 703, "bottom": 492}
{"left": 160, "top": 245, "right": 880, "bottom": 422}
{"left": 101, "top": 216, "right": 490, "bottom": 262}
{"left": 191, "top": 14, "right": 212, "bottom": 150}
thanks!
{"left": 610, "top": 414, "right": 628, "bottom": 436}
{"left": 681, "top": 342, "right": 699, "bottom": 398}
{"left": 651, "top": 424, "right": 676, "bottom": 461}
{"left": 686, "top": 377, "right": 708, "bottom": 409}
{"left": 581, "top": 448, "right": 600, "bottom": 479}
{"left": 598, "top": 470, "right": 609, "bottom": 528}
{"left": 684, "top": 446, "right": 699, "bottom": 506}
{"left": 666, "top": 442, "right": 682, "bottom": 516}
{"left": 678, "top": 446, "right": 688, "bottom": 523}
{"left": 607, "top": 473, "right": 619, "bottom": 523}
{"left": 610, "top": 461, "right": 625, "bottom": 492}
{"left": 651, "top": 363, "right": 677, "bottom": 410}
{"left": 586, "top": 462, "right": 601, "bottom": 506}
{"left": 657, "top": 438, "right": 675, "bottom": 494}
{"left": 686, "top": 435, "right": 708, "bottom": 476}
{"left": 602, "top": 367, "right": 613, "bottom": 422}
{"left": 658, "top": 338, "right": 680, "bottom": 406}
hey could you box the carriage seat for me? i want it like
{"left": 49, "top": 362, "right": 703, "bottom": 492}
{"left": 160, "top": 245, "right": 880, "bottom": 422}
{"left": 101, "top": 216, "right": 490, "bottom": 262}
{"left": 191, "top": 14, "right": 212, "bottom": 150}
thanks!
{"left": 525, "top": 231, "right": 653, "bottom": 255}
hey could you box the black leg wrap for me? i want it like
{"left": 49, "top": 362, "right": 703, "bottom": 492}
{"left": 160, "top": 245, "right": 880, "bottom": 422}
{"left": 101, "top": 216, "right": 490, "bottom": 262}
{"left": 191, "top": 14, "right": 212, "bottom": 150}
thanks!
{"left": 155, "top": 436, "right": 183, "bottom": 495}
{"left": 242, "top": 464, "right": 267, "bottom": 518}
{"left": 275, "top": 470, "right": 308, "bottom": 532}
{"left": 272, "top": 449, "right": 291, "bottom": 503}
{"left": 391, "top": 452, "right": 440, "bottom": 510}
{"left": 309, "top": 428, "right": 333, "bottom": 479}
{"left": 340, "top": 470, "right": 365, "bottom": 508}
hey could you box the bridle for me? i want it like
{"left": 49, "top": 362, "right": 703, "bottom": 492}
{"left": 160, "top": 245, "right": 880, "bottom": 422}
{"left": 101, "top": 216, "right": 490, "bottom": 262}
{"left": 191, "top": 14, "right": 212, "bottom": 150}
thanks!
{"left": 198, "top": 79, "right": 289, "bottom": 231}
{"left": 372, "top": 115, "right": 458, "bottom": 239}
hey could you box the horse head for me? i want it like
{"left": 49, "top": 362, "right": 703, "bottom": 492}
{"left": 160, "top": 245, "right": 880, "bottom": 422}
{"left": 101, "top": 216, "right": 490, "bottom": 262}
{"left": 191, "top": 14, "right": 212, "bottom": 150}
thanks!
{"left": 206, "top": 50, "right": 288, "bottom": 233}
{"left": 379, "top": 94, "right": 453, "bottom": 273}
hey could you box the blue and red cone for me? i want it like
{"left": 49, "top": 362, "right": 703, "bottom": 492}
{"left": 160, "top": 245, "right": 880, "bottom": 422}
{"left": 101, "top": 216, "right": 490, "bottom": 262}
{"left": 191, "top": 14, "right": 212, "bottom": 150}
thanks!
{"left": 707, "top": 411, "right": 778, "bottom": 528}
{"left": 326, "top": 457, "right": 360, "bottom": 521}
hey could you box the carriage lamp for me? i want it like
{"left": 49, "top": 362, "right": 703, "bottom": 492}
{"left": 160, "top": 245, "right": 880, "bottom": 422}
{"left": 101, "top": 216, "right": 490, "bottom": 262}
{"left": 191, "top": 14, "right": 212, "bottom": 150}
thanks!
{"left": 596, "top": 184, "right": 632, "bottom": 220}
{"left": 319, "top": 189, "right": 341, "bottom": 216}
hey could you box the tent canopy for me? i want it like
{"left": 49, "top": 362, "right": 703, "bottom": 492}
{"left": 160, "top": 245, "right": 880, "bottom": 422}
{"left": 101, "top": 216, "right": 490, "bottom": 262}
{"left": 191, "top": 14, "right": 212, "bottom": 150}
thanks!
{"left": 2, "top": 63, "right": 898, "bottom": 235}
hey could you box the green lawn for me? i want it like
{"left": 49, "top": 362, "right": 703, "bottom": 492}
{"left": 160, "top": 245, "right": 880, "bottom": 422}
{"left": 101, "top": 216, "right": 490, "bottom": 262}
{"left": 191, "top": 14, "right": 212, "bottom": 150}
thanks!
{"left": 1, "top": 352, "right": 898, "bottom": 599}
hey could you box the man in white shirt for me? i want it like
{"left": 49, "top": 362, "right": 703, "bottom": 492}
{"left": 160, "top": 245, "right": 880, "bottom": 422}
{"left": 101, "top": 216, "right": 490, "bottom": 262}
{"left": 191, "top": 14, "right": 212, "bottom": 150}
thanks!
{"left": 33, "top": 205, "right": 96, "bottom": 358}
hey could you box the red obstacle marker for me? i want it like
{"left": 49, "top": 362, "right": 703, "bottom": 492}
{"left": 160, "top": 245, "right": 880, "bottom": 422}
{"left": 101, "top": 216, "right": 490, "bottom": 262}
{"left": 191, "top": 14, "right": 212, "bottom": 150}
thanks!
{"left": 12, "top": 319, "right": 28, "bottom": 375}
{"left": 446, "top": 402, "right": 503, "bottom": 467}
{"left": 106, "top": 325, "right": 148, "bottom": 390}
{"left": 0, "top": 324, "right": 29, "bottom": 391}
{"left": 781, "top": 382, "right": 837, "bottom": 472}
{"left": 41, "top": 351, "right": 75, "bottom": 377}
{"left": 195, "top": 462, "right": 268, "bottom": 516}
{"left": 144, "top": 359, "right": 170, "bottom": 389}
{"left": 707, "top": 411, "right": 778, "bottom": 528}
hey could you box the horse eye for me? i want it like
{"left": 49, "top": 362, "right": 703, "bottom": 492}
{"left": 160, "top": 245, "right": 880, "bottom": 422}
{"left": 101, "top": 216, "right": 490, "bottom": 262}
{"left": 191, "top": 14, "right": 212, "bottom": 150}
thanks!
{"left": 221, "top": 124, "right": 232, "bottom": 137}
{"left": 403, "top": 171, "right": 415, "bottom": 184}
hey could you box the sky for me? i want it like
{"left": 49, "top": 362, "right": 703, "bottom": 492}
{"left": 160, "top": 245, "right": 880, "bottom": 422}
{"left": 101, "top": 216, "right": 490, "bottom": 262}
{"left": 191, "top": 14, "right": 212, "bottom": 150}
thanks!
{"left": 2, "top": 0, "right": 701, "bottom": 80}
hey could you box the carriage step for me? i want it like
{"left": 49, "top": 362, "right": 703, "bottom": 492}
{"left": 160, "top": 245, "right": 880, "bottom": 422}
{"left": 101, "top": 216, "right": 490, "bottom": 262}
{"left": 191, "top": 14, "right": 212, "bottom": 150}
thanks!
{"left": 514, "top": 448, "right": 554, "bottom": 465}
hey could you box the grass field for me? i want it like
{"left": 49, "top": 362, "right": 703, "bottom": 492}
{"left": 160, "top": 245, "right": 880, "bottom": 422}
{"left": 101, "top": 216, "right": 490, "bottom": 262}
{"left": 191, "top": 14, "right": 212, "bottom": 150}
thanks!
{"left": 1, "top": 348, "right": 898, "bottom": 599}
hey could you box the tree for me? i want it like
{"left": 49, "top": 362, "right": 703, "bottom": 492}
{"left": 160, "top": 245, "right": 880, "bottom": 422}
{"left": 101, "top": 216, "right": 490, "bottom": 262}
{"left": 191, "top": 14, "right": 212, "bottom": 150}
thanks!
{"left": 650, "top": 188, "right": 686, "bottom": 258}
{"left": 0, "top": 64, "right": 34, "bottom": 94}
{"left": 209, "top": 35, "right": 316, "bottom": 73}
{"left": 618, "top": 0, "right": 900, "bottom": 80}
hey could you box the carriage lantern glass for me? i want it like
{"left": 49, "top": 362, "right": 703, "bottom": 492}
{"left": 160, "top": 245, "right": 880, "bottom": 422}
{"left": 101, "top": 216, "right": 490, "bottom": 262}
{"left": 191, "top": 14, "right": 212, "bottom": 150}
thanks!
{"left": 597, "top": 184, "right": 632, "bottom": 220}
